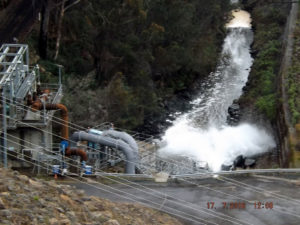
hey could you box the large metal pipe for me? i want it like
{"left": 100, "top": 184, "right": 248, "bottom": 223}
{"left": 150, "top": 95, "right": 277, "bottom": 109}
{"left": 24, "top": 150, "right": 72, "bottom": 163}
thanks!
{"left": 70, "top": 131, "right": 137, "bottom": 174}
{"left": 65, "top": 147, "right": 87, "bottom": 161}
{"left": 102, "top": 130, "right": 138, "bottom": 155}
{"left": 29, "top": 96, "right": 87, "bottom": 163}
{"left": 32, "top": 101, "right": 68, "bottom": 140}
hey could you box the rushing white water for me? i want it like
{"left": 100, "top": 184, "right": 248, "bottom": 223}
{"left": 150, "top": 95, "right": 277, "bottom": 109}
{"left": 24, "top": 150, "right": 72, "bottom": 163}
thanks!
{"left": 159, "top": 9, "right": 276, "bottom": 172}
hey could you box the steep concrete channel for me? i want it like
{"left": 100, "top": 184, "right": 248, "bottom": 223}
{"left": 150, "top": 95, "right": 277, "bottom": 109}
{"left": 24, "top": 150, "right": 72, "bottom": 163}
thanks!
{"left": 278, "top": 1, "right": 299, "bottom": 167}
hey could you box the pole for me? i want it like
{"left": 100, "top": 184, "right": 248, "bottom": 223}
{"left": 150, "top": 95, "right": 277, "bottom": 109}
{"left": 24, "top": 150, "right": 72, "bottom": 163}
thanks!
{"left": 2, "top": 85, "right": 7, "bottom": 168}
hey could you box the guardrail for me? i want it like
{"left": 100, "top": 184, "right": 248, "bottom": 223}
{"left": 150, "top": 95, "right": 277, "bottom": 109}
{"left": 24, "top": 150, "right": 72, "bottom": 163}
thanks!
{"left": 170, "top": 168, "right": 300, "bottom": 179}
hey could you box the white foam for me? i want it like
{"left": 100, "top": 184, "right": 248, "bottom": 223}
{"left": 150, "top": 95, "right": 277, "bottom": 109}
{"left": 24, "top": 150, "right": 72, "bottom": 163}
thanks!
{"left": 158, "top": 8, "right": 273, "bottom": 173}
{"left": 159, "top": 120, "right": 275, "bottom": 172}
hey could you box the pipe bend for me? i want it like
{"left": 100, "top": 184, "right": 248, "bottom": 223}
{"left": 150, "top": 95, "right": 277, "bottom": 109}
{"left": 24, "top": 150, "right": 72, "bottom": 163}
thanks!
{"left": 65, "top": 147, "right": 87, "bottom": 162}
{"left": 30, "top": 101, "right": 69, "bottom": 140}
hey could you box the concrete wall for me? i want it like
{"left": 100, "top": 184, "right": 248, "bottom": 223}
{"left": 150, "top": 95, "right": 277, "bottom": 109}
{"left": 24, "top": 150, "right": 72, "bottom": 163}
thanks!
{"left": 7, "top": 124, "right": 53, "bottom": 168}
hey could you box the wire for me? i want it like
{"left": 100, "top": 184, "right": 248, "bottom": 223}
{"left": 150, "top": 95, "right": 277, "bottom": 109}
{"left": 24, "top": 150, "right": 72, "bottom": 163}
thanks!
{"left": 1, "top": 98, "right": 300, "bottom": 209}
{"left": 2, "top": 96, "right": 300, "bottom": 208}
{"left": 3, "top": 116, "right": 300, "bottom": 223}
{"left": 2, "top": 126, "right": 249, "bottom": 225}
{"left": 0, "top": 148, "right": 210, "bottom": 225}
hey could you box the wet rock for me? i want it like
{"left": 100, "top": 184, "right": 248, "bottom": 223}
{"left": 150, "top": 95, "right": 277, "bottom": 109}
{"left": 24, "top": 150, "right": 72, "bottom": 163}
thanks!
{"left": 233, "top": 155, "right": 245, "bottom": 168}
{"left": 227, "top": 103, "right": 241, "bottom": 126}
{"left": 244, "top": 158, "right": 256, "bottom": 167}
{"left": 221, "top": 164, "right": 233, "bottom": 171}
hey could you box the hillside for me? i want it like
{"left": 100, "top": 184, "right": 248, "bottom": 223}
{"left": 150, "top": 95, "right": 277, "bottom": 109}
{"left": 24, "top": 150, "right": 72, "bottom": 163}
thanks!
{"left": 0, "top": 168, "right": 181, "bottom": 225}
{"left": 0, "top": 0, "right": 232, "bottom": 133}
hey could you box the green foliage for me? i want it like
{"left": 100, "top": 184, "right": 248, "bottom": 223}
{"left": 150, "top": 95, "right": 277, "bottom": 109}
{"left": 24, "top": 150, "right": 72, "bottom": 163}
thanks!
{"left": 241, "top": 1, "right": 290, "bottom": 121}
{"left": 255, "top": 94, "right": 276, "bottom": 120}
{"left": 29, "top": 0, "right": 232, "bottom": 129}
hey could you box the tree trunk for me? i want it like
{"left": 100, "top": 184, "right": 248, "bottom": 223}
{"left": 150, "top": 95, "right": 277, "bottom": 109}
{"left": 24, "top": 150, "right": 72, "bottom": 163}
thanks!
{"left": 39, "top": 0, "right": 51, "bottom": 59}
{"left": 54, "top": 0, "right": 66, "bottom": 61}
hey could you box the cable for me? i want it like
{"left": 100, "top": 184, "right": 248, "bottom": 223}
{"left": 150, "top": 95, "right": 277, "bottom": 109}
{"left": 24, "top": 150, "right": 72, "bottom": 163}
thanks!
{"left": 2, "top": 97, "right": 300, "bottom": 208}
{"left": 3, "top": 126, "right": 249, "bottom": 225}
{"left": 1, "top": 98, "right": 300, "bottom": 209}
{"left": 3, "top": 117, "right": 299, "bottom": 223}
{"left": 0, "top": 148, "right": 210, "bottom": 225}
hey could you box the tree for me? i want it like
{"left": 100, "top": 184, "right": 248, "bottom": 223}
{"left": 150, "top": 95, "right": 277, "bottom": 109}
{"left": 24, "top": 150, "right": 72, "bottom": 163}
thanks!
{"left": 39, "top": 0, "right": 81, "bottom": 59}
{"left": 54, "top": 0, "right": 81, "bottom": 60}
{"left": 39, "top": 0, "right": 52, "bottom": 59}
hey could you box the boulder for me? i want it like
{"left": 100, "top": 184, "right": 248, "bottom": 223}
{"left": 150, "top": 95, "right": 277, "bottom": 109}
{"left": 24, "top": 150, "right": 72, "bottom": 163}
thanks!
{"left": 244, "top": 158, "right": 256, "bottom": 167}
{"left": 233, "top": 155, "right": 245, "bottom": 168}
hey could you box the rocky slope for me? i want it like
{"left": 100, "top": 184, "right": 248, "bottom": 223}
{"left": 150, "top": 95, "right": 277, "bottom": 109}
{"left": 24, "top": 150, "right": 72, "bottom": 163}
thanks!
{"left": 0, "top": 168, "right": 181, "bottom": 225}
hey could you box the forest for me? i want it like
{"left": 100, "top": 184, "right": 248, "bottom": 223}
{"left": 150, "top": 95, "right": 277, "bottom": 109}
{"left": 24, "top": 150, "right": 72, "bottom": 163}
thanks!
{"left": 19, "top": 0, "right": 233, "bottom": 130}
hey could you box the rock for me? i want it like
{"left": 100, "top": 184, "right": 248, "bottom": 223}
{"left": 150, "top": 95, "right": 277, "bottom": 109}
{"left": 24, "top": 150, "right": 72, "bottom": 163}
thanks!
{"left": 66, "top": 211, "right": 77, "bottom": 223}
{"left": 154, "top": 172, "right": 169, "bottom": 183}
{"left": 233, "top": 155, "right": 245, "bottom": 168}
{"left": 29, "top": 179, "right": 44, "bottom": 188}
{"left": 56, "top": 207, "right": 65, "bottom": 213}
{"left": 17, "top": 175, "right": 29, "bottom": 183}
{"left": 60, "top": 219, "right": 71, "bottom": 225}
{"left": 0, "top": 192, "right": 10, "bottom": 197}
{"left": 16, "top": 194, "right": 30, "bottom": 204}
{"left": 76, "top": 189, "right": 85, "bottom": 196}
{"left": 221, "top": 164, "right": 233, "bottom": 171}
{"left": 84, "top": 201, "right": 98, "bottom": 211}
{"left": 0, "top": 209, "right": 12, "bottom": 218}
{"left": 244, "top": 158, "right": 256, "bottom": 167}
{"left": 0, "top": 185, "right": 8, "bottom": 192}
{"left": 102, "top": 210, "right": 113, "bottom": 219}
{"left": 12, "top": 170, "right": 19, "bottom": 176}
{"left": 0, "top": 197, "right": 6, "bottom": 209}
{"left": 92, "top": 211, "right": 109, "bottom": 222}
{"left": 60, "top": 194, "right": 75, "bottom": 206}
{"left": 227, "top": 103, "right": 241, "bottom": 126}
{"left": 103, "top": 219, "right": 120, "bottom": 225}
{"left": 49, "top": 218, "right": 59, "bottom": 225}
{"left": 81, "top": 197, "right": 92, "bottom": 201}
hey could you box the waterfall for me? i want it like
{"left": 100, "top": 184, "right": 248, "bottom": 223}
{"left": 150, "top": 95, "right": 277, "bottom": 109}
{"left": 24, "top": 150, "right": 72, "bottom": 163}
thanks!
{"left": 158, "top": 9, "right": 276, "bottom": 172}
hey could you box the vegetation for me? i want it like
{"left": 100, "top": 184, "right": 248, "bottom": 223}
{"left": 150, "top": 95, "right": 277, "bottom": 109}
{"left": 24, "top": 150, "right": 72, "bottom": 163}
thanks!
{"left": 240, "top": 1, "right": 290, "bottom": 121}
{"left": 27, "top": 0, "right": 232, "bottom": 129}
